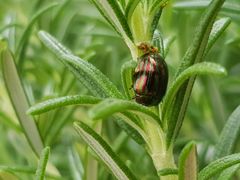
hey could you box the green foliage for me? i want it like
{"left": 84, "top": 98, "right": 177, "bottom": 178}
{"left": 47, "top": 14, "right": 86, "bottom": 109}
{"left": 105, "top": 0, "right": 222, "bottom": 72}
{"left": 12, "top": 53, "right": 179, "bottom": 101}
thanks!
{"left": 125, "top": 0, "right": 141, "bottom": 23}
{"left": 35, "top": 147, "right": 50, "bottom": 180}
{"left": 1, "top": 48, "right": 43, "bottom": 156}
{"left": 174, "top": 1, "right": 240, "bottom": 16}
{"left": 121, "top": 60, "right": 137, "bottom": 99}
{"left": 37, "top": 30, "right": 144, "bottom": 145}
{"left": 213, "top": 105, "right": 240, "bottom": 179}
{"left": 67, "top": 148, "right": 84, "bottom": 180}
{"left": 198, "top": 153, "right": 240, "bottom": 180}
{"left": 178, "top": 142, "right": 197, "bottom": 180}
{"left": 38, "top": 30, "right": 123, "bottom": 99}
{"left": 163, "top": 62, "right": 227, "bottom": 122}
{"left": 165, "top": 0, "right": 226, "bottom": 148}
{"left": 89, "top": 98, "right": 160, "bottom": 125}
{"left": 214, "top": 105, "right": 240, "bottom": 159}
{"left": 89, "top": 0, "right": 135, "bottom": 58}
{"left": 16, "top": 3, "right": 59, "bottom": 67}
{"left": 0, "top": 0, "right": 239, "bottom": 179}
{"left": 74, "top": 121, "right": 137, "bottom": 180}
{"left": 27, "top": 95, "right": 102, "bottom": 115}
{"left": 204, "top": 17, "right": 231, "bottom": 56}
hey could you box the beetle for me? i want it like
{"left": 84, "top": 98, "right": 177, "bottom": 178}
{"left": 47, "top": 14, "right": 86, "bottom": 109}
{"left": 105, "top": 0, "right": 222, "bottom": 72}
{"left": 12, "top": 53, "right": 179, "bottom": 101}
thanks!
{"left": 132, "top": 52, "right": 168, "bottom": 106}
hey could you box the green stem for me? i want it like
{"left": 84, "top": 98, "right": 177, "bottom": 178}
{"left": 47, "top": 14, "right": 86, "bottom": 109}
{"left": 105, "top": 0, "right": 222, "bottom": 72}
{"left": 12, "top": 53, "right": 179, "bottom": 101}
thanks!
{"left": 145, "top": 120, "right": 177, "bottom": 180}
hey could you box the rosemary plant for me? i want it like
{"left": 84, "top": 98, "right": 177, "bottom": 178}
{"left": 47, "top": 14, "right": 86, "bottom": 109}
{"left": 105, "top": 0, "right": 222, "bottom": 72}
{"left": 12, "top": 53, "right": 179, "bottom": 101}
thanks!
{"left": 1, "top": 0, "right": 240, "bottom": 179}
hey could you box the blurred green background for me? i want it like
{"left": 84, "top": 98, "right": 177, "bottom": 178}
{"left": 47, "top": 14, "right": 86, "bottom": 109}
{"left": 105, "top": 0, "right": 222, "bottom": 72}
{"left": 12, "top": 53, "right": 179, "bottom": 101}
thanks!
{"left": 0, "top": 0, "right": 239, "bottom": 179}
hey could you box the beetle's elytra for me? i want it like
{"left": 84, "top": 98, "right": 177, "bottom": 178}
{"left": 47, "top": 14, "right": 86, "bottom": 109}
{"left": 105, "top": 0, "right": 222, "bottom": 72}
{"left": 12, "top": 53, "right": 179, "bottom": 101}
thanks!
{"left": 133, "top": 52, "right": 168, "bottom": 106}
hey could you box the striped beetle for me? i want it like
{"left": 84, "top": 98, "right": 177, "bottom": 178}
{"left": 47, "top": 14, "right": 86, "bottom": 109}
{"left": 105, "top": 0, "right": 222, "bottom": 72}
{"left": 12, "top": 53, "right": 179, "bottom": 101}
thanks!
{"left": 133, "top": 43, "right": 168, "bottom": 106}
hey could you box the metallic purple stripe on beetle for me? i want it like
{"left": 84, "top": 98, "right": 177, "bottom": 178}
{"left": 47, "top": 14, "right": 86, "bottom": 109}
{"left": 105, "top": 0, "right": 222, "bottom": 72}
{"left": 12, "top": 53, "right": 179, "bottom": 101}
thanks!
{"left": 132, "top": 43, "right": 168, "bottom": 106}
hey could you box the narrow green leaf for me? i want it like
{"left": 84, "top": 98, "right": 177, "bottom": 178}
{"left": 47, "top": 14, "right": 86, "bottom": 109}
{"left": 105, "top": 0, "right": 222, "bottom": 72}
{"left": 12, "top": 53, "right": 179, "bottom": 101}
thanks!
{"left": 214, "top": 105, "right": 240, "bottom": 159}
{"left": 0, "top": 166, "right": 35, "bottom": 174}
{"left": 89, "top": 1, "right": 122, "bottom": 36}
{"left": 121, "top": 60, "right": 137, "bottom": 99}
{"left": 0, "top": 166, "right": 60, "bottom": 179}
{"left": 217, "top": 164, "right": 240, "bottom": 180}
{"left": 68, "top": 148, "right": 84, "bottom": 180}
{"left": 35, "top": 147, "right": 50, "bottom": 180}
{"left": 16, "top": 3, "right": 59, "bottom": 65}
{"left": 152, "top": 30, "right": 165, "bottom": 57}
{"left": 107, "top": 0, "right": 133, "bottom": 40}
{"left": 176, "top": 0, "right": 226, "bottom": 76}
{"left": 150, "top": 0, "right": 168, "bottom": 14}
{"left": 125, "top": 0, "right": 141, "bottom": 22}
{"left": 38, "top": 31, "right": 143, "bottom": 145}
{"left": 90, "top": 0, "right": 134, "bottom": 45}
{"left": 87, "top": 98, "right": 155, "bottom": 144}
{"left": 174, "top": 1, "right": 240, "bottom": 15}
{"left": 178, "top": 142, "right": 197, "bottom": 180}
{"left": 166, "top": 0, "right": 226, "bottom": 148}
{"left": 1, "top": 49, "right": 43, "bottom": 156}
{"left": 173, "top": 1, "right": 212, "bottom": 10}
{"left": 114, "top": 113, "right": 146, "bottom": 144}
{"left": 38, "top": 30, "right": 123, "bottom": 99}
{"left": 118, "top": 0, "right": 126, "bottom": 10}
{"left": 27, "top": 95, "right": 101, "bottom": 115}
{"left": 178, "top": 0, "right": 226, "bottom": 69}
{"left": 204, "top": 17, "right": 231, "bottom": 56}
{"left": 213, "top": 105, "right": 240, "bottom": 179}
{"left": 85, "top": 122, "right": 101, "bottom": 180}
{"left": 163, "top": 62, "right": 227, "bottom": 128}
{"left": 74, "top": 121, "right": 137, "bottom": 180}
{"left": 150, "top": 9, "right": 162, "bottom": 39}
{"left": 175, "top": 0, "right": 226, "bottom": 79}
{"left": 89, "top": 98, "right": 161, "bottom": 127}
{"left": 198, "top": 153, "right": 240, "bottom": 180}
